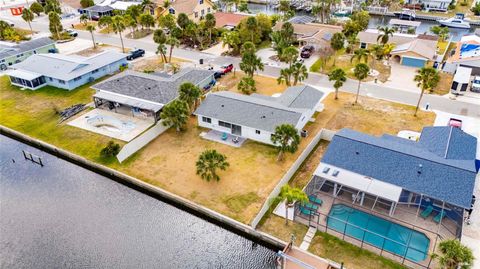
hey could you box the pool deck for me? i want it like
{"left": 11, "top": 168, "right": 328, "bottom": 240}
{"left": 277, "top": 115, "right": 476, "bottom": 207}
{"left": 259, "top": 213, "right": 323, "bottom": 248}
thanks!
{"left": 67, "top": 109, "right": 154, "bottom": 142}
{"left": 293, "top": 191, "right": 460, "bottom": 269}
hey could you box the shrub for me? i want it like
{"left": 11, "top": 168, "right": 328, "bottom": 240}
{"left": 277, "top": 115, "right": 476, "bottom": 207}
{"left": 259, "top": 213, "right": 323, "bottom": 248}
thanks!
{"left": 100, "top": 141, "right": 120, "bottom": 157}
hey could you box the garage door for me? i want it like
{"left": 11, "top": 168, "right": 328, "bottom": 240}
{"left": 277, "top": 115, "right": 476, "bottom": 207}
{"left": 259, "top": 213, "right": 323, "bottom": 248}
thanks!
{"left": 401, "top": 57, "right": 426, "bottom": 68}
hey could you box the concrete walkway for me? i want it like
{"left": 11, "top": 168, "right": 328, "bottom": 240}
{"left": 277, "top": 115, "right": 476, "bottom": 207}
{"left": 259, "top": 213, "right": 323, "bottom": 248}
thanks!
{"left": 299, "top": 226, "right": 317, "bottom": 251}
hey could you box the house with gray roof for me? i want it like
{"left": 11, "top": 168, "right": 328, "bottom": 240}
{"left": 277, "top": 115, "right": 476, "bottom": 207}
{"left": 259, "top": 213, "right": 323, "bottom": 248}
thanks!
{"left": 194, "top": 85, "right": 324, "bottom": 145}
{"left": 6, "top": 50, "right": 127, "bottom": 90}
{"left": 0, "top": 37, "right": 56, "bottom": 71}
{"left": 303, "top": 126, "right": 477, "bottom": 246}
{"left": 91, "top": 68, "right": 215, "bottom": 123}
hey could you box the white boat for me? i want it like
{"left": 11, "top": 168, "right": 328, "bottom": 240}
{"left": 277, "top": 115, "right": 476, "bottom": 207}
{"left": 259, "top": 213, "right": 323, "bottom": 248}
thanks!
{"left": 394, "top": 9, "right": 416, "bottom": 21}
{"left": 438, "top": 13, "right": 471, "bottom": 29}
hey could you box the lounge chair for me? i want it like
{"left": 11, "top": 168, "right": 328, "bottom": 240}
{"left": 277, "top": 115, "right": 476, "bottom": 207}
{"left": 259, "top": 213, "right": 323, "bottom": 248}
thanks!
{"left": 221, "top": 132, "right": 228, "bottom": 140}
{"left": 304, "top": 202, "right": 318, "bottom": 211}
{"left": 309, "top": 195, "right": 323, "bottom": 206}
{"left": 299, "top": 206, "right": 312, "bottom": 215}
{"left": 420, "top": 205, "right": 434, "bottom": 219}
{"left": 433, "top": 211, "right": 446, "bottom": 223}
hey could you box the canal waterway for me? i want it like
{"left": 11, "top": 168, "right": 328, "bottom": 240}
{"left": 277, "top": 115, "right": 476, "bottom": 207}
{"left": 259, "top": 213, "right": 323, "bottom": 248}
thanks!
{"left": 246, "top": 3, "right": 475, "bottom": 41}
{"left": 0, "top": 135, "right": 277, "bottom": 268}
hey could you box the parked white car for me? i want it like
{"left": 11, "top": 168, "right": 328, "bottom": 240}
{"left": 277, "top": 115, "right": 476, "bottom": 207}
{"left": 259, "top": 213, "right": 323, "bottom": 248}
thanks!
{"left": 471, "top": 76, "right": 480, "bottom": 93}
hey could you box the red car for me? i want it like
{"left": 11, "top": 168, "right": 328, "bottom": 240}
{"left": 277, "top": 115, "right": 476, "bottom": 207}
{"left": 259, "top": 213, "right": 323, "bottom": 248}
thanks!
{"left": 448, "top": 118, "right": 462, "bottom": 129}
{"left": 221, "top": 64, "right": 234, "bottom": 74}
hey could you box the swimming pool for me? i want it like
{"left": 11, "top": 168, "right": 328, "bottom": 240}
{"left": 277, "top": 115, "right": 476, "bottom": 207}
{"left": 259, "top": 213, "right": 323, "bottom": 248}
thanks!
{"left": 327, "top": 204, "right": 430, "bottom": 262}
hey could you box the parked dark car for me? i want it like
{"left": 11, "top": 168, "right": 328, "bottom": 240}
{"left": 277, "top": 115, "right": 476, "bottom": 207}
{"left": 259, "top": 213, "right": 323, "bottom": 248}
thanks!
{"left": 214, "top": 71, "right": 224, "bottom": 79}
{"left": 221, "top": 64, "right": 234, "bottom": 74}
{"left": 127, "top": 49, "right": 145, "bottom": 60}
{"left": 300, "top": 45, "right": 315, "bottom": 58}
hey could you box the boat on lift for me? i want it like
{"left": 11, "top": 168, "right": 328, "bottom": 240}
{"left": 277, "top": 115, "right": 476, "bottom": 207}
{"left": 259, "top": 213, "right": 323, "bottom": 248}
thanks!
{"left": 394, "top": 8, "right": 416, "bottom": 21}
{"left": 438, "top": 13, "right": 471, "bottom": 29}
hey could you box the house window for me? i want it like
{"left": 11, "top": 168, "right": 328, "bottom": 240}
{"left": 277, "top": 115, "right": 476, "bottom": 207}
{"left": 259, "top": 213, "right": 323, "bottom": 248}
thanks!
{"left": 59, "top": 80, "right": 65, "bottom": 84}
{"left": 207, "top": 7, "right": 210, "bottom": 13}
{"left": 201, "top": 9, "right": 204, "bottom": 15}
{"left": 16, "top": 54, "right": 23, "bottom": 58}
{"left": 194, "top": 12, "right": 198, "bottom": 18}
{"left": 255, "top": 130, "right": 261, "bottom": 134}
{"left": 219, "top": 121, "right": 231, "bottom": 128}
{"left": 49, "top": 77, "right": 53, "bottom": 81}
{"left": 360, "top": 42, "right": 367, "bottom": 49}
{"left": 199, "top": 0, "right": 203, "bottom": 4}
{"left": 92, "top": 69, "right": 99, "bottom": 74}
{"left": 202, "top": 116, "right": 211, "bottom": 123}
{"left": 73, "top": 76, "right": 82, "bottom": 81}
{"left": 169, "top": 8, "right": 175, "bottom": 14}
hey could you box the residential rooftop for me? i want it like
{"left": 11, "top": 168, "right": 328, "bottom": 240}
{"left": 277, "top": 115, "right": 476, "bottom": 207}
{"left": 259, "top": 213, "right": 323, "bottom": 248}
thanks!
{"left": 195, "top": 86, "right": 324, "bottom": 133}
{"left": 0, "top": 37, "right": 55, "bottom": 60}
{"left": 92, "top": 68, "right": 215, "bottom": 105}
{"left": 10, "top": 50, "right": 126, "bottom": 81}
{"left": 321, "top": 127, "right": 478, "bottom": 208}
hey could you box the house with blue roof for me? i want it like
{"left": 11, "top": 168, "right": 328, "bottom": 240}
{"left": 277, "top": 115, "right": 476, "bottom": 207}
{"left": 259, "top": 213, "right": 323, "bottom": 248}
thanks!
{"left": 299, "top": 126, "right": 477, "bottom": 261}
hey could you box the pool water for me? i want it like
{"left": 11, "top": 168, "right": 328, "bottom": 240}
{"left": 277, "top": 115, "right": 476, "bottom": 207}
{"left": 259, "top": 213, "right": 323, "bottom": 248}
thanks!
{"left": 327, "top": 204, "right": 430, "bottom": 262}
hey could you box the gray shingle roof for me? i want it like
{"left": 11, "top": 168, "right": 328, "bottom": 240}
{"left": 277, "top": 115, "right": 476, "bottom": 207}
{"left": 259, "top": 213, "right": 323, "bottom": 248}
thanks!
{"left": 92, "top": 68, "right": 215, "bottom": 105}
{"left": 0, "top": 37, "right": 55, "bottom": 60}
{"left": 10, "top": 50, "right": 126, "bottom": 81}
{"left": 321, "top": 128, "right": 477, "bottom": 208}
{"left": 251, "top": 85, "right": 324, "bottom": 110}
{"left": 194, "top": 91, "right": 306, "bottom": 133}
{"left": 84, "top": 5, "right": 114, "bottom": 12}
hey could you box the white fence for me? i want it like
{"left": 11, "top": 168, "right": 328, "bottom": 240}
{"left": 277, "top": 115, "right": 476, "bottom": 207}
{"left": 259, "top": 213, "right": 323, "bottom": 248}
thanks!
{"left": 117, "top": 121, "right": 169, "bottom": 163}
{"left": 250, "top": 128, "right": 337, "bottom": 229}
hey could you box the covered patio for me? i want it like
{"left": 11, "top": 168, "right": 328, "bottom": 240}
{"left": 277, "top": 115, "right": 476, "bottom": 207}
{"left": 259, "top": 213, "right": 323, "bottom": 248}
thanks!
{"left": 93, "top": 91, "right": 162, "bottom": 124}
{"left": 199, "top": 129, "right": 246, "bottom": 147}
{"left": 6, "top": 69, "right": 46, "bottom": 90}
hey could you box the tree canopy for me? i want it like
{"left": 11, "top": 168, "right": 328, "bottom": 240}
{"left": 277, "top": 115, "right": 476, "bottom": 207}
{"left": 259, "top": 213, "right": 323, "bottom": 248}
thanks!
{"left": 196, "top": 150, "right": 230, "bottom": 182}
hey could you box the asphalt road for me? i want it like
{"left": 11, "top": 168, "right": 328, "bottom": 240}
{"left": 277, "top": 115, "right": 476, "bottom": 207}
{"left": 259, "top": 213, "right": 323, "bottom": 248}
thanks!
{"left": 6, "top": 16, "right": 480, "bottom": 118}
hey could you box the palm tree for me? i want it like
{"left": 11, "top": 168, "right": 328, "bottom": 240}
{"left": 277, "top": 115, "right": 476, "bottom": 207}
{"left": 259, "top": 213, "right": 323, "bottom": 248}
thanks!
{"left": 245, "top": 16, "right": 258, "bottom": 42}
{"left": 281, "top": 46, "right": 298, "bottom": 67}
{"left": 153, "top": 29, "right": 167, "bottom": 62}
{"left": 431, "top": 239, "right": 474, "bottom": 269}
{"left": 80, "top": 13, "right": 89, "bottom": 26}
{"left": 178, "top": 82, "right": 201, "bottom": 112}
{"left": 160, "top": 99, "right": 189, "bottom": 132}
{"left": 413, "top": 67, "right": 440, "bottom": 116}
{"left": 346, "top": 33, "right": 358, "bottom": 53}
{"left": 377, "top": 26, "right": 395, "bottom": 45}
{"left": 221, "top": 30, "right": 241, "bottom": 55}
{"left": 328, "top": 68, "right": 347, "bottom": 100}
{"left": 290, "top": 62, "right": 308, "bottom": 86}
{"left": 330, "top": 32, "right": 345, "bottom": 66}
{"left": 21, "top": 8, "right": 34, "bottom": 35}
{"left": 353, "top": 63, "right": 370, "bottom": 104}
{"left": 271, "top": 124, "right": 300, "bottom": 162}
{"left": 166, "top": 35, "right": 180, "bottom": 63}
{"left": 239, "top": 42, "right": 264, "bottom": 77}
{"left": 196, "top": 149, "right": 230, "bottom": 182}
{"left": 238, "top": 76, "right": 256, "bottom": 94}
{"left": 351, "top": 48, "right": 370, "bottom": 64}
{"left": 204, "top": 13, "right": 216, "bottom": 43}
{"left": 273, "top": 185, "right": 308, "bottom": 225}
{"left": 277, "top": 67, "right": 293, "bottom": 86}
{"left": 86, "top": 24, "right": 96, "bottom": 48}
{"left": 110, "top": 15, "right": 126, "bottom": 53}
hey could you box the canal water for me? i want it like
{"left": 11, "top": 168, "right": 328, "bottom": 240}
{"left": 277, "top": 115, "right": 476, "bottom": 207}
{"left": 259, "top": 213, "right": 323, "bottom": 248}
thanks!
{"left": 0, "top": 135, "right": 277, "bottom": 268}
{"left": 247, "top": 3, "right": 475, "bottom": 41}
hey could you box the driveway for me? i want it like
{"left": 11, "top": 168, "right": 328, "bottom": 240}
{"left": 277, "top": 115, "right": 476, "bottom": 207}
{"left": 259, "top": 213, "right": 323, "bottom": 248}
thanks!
{"left": 256, "top": 48, "right": 288, "bottom": 68}
{"left": 378, "top": 63, "right": 420, "bottom": 93}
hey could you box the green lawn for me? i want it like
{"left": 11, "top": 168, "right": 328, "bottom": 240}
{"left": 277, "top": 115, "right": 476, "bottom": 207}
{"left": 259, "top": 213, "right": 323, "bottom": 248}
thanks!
{"left": 0, "top": 75, "right": 124, "bottom": 164}
{"left": 309, "top": 232, "right": 407, "bottom": 269}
